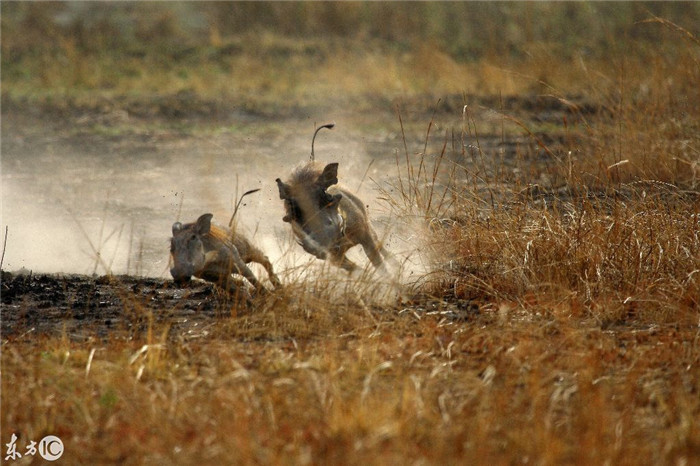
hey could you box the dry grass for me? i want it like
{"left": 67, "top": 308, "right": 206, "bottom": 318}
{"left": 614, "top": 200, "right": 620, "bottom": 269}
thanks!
{"left": 2, "top": 295, "right": 699, "bottom": 464}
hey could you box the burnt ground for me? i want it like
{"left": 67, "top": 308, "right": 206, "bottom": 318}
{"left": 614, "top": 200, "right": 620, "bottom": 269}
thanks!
{"left": 0, "top": 271, "right": 481, "bottom": 342}
{"left": 0, "top": 271, "right": 243, "bottom": 341}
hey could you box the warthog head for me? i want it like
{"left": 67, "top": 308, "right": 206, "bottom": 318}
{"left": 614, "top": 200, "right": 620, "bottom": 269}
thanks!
{"left": 170, "top": 212, "right": 281, "bottom": 292}
{"left": 276, "top": 124, "right": 393, "bottom": 272}
{"left": 170, "top": 213, "right": 215, "bottom": 284}
{"left": 276, "top": 163, "right": 346, "bottom": 259}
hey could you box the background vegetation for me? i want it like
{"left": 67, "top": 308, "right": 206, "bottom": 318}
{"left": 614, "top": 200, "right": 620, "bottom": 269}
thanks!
{"left": 3, "top": 2, "right": 700, "bottom": 106}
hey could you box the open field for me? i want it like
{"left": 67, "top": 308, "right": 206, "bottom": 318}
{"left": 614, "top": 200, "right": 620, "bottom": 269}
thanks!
{"left": 2, "top": 3, "right": 700, "bottom": 464}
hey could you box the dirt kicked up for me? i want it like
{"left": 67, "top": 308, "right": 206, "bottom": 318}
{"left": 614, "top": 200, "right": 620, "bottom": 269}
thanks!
{"left": 0, "top": 92, "right": 584, "bottom": 279}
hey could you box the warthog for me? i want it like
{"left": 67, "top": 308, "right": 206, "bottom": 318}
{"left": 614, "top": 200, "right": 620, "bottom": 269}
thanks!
{"left": 276, "top": 161, "right": 392, "bottom": 273}
{"left": 170, "top": 213, "right": 281, "bottom": 292}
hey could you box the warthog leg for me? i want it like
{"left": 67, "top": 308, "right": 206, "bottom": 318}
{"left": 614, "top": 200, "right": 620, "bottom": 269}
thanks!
{"left": 360, "top": 234, "right": 385, "bottom": 269}
{"left": 291, "top": 222, "right": 328, "bottom": 260}
{"left": 228, "top": 246, "right": 268, "bottom": 293}
{"left": 199, "top": 269, "right": 253, "bottom": 304}
{"left": 206, "top": 244, "right": 268, "bottom": 294}
{"left": 329, "top": 252, "right": 360, "bottom": 273}
{"left": 248, "top": 248, "right": 282, "bottom": 289}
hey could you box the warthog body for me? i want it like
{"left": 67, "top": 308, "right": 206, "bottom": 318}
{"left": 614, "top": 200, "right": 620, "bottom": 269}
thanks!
{"left": 276, "top": 162, "right": 391, "bottom": 272}
{"left": 170, "top": 213, "right": 281, "bottom": 291}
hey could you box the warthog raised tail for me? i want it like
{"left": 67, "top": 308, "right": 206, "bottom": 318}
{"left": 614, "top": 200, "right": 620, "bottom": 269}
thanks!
{"left": 276, "top": 162, "right": 392, "bottom": 273}
{"left": 170, "top": 213, "right": 281, "bottom": 292}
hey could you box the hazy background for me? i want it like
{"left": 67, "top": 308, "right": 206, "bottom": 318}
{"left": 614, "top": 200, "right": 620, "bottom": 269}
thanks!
{"left": 2, "top": 2, "right": 698, "bottom": 277}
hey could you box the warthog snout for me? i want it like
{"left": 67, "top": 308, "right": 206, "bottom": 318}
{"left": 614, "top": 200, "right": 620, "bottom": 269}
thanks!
{"left": 277, "top": 162, "right": 393, "bottom": 273}
{"left": 276, "top": 162, "right": 346, "bottom": 257}
{"left": 170, "top": 220, "right": 207, "bottom": 283}
{"left": 170, "top": 213, "right": 281, "bottom": 292}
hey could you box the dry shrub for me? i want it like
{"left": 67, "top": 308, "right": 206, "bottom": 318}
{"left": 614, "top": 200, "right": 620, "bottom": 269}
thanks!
{"left": 440, "top": 196, "right": 699, "bottom": 323}
{"left": 385, "top": 27, "right": 700, "bottom": 329}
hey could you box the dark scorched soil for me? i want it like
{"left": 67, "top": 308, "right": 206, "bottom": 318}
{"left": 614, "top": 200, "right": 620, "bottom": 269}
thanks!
{"left": 1, "top": 272, "right": 240, "bottom": 341}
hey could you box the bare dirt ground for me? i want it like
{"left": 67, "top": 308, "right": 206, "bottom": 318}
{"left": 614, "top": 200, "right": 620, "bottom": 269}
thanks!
{"left": 1, "top": 272, "right": 219, "bottom": 340}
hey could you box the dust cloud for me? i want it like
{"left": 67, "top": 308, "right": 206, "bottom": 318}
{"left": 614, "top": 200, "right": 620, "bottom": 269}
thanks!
{"left": 2, "top": 116, "right": 437, "bottom": 290}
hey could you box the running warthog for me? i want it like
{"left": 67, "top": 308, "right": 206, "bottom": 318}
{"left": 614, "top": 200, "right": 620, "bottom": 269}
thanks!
{"left": 170, "top": 213, "right": 281, "bottom": 292}
{"left": 275, "top": 162, "right": 392, "bottom": 273}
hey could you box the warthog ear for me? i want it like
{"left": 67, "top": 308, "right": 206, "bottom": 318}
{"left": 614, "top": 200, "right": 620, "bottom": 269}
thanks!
{"left": 194, "top": 213, "right": 214, "bottom": 235}
{"left": 317, "top": 163, "right": 339, "bottom": 190}
{"left": 276, "top": 178, "right": 291, "bottom": 200}
{"left": 172, "top": 222, "right": 183, "bottom": 234}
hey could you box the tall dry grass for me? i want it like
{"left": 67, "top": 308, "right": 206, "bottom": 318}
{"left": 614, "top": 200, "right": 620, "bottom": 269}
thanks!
{"left": 374, "top": 19, "right": 700, "bottom": 332}
{"left": 3, "top": 286, "right": 698, "bottom": 464}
